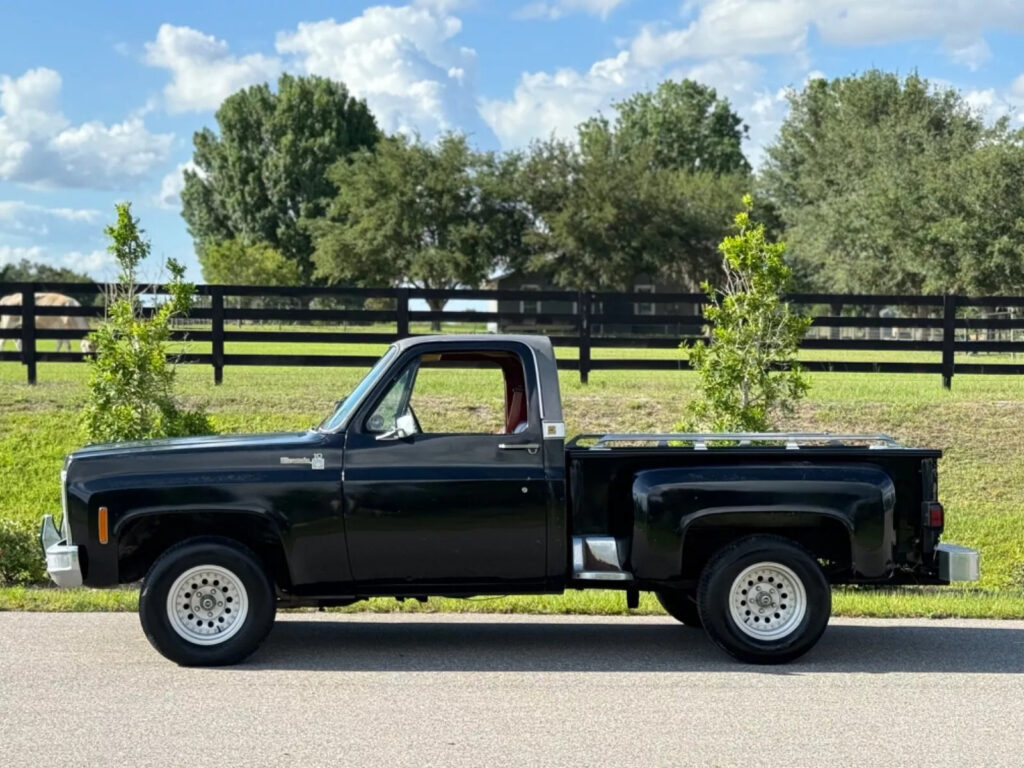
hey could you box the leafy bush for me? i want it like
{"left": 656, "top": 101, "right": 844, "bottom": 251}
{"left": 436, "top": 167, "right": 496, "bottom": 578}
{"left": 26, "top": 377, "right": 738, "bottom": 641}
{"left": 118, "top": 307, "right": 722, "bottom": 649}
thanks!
{"left": 0, "top": 518, "right": 47, "bottom": 584}
{"left": 82, "top": 203, "right": 213, "bottom": 443}
{"left": 682, "top": 195, "right": 811, "bottom": 432}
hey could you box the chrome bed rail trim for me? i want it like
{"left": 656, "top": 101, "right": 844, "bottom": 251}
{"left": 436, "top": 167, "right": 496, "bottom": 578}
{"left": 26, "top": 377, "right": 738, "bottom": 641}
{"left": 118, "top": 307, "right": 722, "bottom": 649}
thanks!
{"left": 573, "top": 432, "right": 904, "bottom": 451}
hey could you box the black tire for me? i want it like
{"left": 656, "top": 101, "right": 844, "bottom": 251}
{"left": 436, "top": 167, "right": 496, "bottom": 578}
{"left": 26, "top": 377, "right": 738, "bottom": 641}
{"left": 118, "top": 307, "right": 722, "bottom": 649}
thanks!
{"left": 139, "top": 536, "right": 276, "bottom": 667}
{"left": 697, "top": 535, "right": 830, "bottom": 664}
{"left": 655, "top": 590, "right": 702, "bottom": 628}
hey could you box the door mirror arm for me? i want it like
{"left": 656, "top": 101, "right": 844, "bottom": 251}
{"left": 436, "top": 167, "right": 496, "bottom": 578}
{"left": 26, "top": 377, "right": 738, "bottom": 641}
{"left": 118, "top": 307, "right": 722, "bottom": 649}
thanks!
{"left": 375, "top": 411, "right": 417, "bottom": 441}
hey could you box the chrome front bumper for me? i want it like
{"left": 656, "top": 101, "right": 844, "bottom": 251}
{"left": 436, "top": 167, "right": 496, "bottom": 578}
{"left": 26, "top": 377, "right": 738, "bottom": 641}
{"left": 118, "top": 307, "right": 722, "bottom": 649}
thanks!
{"left": 936, "top": 542, "right": 980, "bottom": 582}
{"left": 39, "top": 514, "right": 82, "bottom": 588}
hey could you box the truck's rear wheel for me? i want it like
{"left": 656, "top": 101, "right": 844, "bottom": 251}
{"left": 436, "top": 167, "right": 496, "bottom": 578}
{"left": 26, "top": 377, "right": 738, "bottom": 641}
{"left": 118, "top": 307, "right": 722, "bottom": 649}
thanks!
{"left": 697, "top": 535, "right": 830, "bottom": 664}
{"left": 140, "top": 537, "right": 276, "bottom": 666}
{"left": 655, "top": 590, "right": 702, "bottom": 627}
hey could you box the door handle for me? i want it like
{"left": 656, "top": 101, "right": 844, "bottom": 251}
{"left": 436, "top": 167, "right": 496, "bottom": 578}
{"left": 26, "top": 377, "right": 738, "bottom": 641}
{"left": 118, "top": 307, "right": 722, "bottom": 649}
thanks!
{"left": 498, "top": 442, "right": 540, "bottom": 453}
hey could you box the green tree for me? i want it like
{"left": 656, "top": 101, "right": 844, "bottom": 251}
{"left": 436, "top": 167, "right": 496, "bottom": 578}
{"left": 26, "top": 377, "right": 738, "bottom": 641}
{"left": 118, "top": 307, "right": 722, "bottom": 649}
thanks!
{"left": 614, "top": 79, "right": 750, "bottom": 175}
{"left": 760, "top": 70, "right": 1023, "bottom": 294}
{"left": 683, "top": 196, "right": 811, "bottom": 432}
{"left": 942, "top": 126, "right": 1024, "bottom": 294}
{"left": 182, "top": 74, "right": 380, "bottom": 285}
{"left": 312, "top": 133, "right": 526, "bottom": 325}
{"left": 0, "top": 259, "right": 91, "bottom": 284}
{"left": 83, "top": 203, "right": 212, "bottom": 443}
{"left": 199, "top": 239, "right": 302, "bottom": 286}
{"left": 521, "top": 121, "right": 746, "bottom": 290}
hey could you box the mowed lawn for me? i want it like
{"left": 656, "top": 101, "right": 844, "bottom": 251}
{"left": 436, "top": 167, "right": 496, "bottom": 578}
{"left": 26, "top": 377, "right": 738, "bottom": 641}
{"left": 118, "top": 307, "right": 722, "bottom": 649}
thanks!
{"left": 2, "top": 331, "right": 1023, "bottom": 617}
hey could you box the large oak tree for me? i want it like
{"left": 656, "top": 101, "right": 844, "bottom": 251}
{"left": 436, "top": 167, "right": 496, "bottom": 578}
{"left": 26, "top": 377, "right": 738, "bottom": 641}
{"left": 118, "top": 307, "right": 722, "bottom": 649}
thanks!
{"left": 311, "top": 133, "right": 528, "bottom": 323}
{"left": 519, "top": 79, "right": 750, "bottom": 291}
{"left": 761, "top": 70, "right": 1024, "bottom": 295}
{"left": 181, "top": 74, "right": 380, "bottom": 285}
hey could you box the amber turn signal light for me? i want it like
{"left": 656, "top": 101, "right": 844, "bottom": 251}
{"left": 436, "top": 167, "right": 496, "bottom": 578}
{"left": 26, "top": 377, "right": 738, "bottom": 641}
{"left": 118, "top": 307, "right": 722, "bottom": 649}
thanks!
{"left": 98, "top": 506, "right": 109, "bottom": 544}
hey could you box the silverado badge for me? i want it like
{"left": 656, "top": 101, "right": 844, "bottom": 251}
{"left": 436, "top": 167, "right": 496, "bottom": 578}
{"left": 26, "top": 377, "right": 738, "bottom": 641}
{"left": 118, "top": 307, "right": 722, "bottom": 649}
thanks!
{"left": 280, "top": 453, "right": 326, "bottom": 470}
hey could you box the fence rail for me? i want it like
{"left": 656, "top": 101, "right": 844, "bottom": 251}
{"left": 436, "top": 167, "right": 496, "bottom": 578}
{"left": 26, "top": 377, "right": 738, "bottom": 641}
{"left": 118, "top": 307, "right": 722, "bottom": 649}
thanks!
{"left": 2, "top": 282, "right": 1023, "bottom": 387}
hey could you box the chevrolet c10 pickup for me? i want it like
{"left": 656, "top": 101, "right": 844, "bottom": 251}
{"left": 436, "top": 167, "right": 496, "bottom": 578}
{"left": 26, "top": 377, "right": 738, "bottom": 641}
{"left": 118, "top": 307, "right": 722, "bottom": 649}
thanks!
{"left": 41, "top": 334, "right": 979, "bottom": 666}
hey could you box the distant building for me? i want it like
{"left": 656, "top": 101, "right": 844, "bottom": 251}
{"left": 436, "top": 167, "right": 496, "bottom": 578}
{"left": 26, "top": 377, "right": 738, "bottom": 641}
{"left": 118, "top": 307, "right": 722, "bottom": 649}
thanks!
{"left": 485, "top": 268, "right": 702, "bottom": 337}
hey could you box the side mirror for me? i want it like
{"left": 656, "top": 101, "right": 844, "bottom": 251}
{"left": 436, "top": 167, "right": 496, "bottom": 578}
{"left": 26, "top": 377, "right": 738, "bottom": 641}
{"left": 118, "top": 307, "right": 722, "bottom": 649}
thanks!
{"left": 376, "top": 411, "right": 417, "bottom": 441}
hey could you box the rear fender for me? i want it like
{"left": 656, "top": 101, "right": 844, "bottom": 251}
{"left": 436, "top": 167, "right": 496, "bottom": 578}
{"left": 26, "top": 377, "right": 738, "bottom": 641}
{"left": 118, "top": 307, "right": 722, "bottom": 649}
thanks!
{"left": 630, "top": 464, "right": 896, "bottom": 581}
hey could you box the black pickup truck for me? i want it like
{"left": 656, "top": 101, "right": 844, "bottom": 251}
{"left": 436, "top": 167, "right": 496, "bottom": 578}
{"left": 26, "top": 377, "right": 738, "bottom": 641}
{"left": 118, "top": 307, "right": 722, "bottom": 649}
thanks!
{"left": 41, "top": 334, "right": 979, "bottom": 665}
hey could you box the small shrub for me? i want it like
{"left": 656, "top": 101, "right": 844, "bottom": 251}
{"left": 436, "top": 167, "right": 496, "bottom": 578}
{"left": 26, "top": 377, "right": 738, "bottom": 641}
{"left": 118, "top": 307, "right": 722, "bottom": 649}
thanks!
{"left": 682, "top": 195, "right": 811, "bottom": 432}
{"left": 0, "top": 519, "right": 47, "bottom": 585}
{"left": 83, "top": 203, "right": 213, "bottom": 443}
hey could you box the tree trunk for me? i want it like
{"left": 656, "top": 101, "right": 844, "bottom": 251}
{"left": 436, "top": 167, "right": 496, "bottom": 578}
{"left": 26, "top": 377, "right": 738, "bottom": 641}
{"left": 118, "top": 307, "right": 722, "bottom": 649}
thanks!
{"left": 427, "top": 297, "right": 446, "bottom": 332}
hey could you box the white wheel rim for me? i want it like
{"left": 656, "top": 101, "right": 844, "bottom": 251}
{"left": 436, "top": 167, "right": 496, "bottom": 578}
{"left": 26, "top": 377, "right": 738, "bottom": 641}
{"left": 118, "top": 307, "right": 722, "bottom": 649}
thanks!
{"left": 166, "top": 565, "right": 249, "bottom": 646}
{"left": 728, "top": 561, "right": 807, "bottom": 641}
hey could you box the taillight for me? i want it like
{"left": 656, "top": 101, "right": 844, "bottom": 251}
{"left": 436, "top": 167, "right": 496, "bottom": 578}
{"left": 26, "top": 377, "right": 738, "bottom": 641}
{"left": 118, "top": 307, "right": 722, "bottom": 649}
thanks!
{"left": 924, "top": 502, "right": 944, "bottom": 528}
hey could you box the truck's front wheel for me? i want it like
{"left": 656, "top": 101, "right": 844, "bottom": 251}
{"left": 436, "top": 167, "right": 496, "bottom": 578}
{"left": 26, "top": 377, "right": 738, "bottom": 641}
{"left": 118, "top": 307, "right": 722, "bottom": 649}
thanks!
{"left": 139, "top": 537, "right": 276, "bottom": 666}
{"left": 697, "top": 535, "right": 830, "bottom": 664}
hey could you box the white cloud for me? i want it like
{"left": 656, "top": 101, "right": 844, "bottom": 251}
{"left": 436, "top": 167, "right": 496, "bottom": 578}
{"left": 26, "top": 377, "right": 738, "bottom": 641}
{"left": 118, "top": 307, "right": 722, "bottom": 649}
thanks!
{"left": 1011, "top": 74, "right": 1024, "bottom": 100}
{"left": 275, "top": 4, "right": 479, "bottom": 138}
{"left": 0, "top": 201, "right": 100, "bottom": 239}
{"left": 945, "top": 36, "right": 991, "bottom": 71}
{"left": 155, "top": 161, "right": 200, "bottom": 209}
{"left": 61, "top": 249, "right": 114, "bottom": 275}
{"left": 0, "top": 244, "right": 113, "bottom": 277}
{"left": 964, "top": 76, "right": 1024, "bottom": 126}
{"left": 0, "top": 68, "right": 173, "bottom": 189}
{"left": 480, "top": 51, "right": 640, "bottom": 147}
{"left": 630, "top": 1, "right": 1024, "bottom": 69}
{"left": 144, "top": 24, "right": 282, "bottom": 112}
{"left": 483, "top": 0, "right": 1024, "bottom": 155}
{"left": 517, "top": 0, "right": 626, "bottom": 20}
{"left": 0, "top": 244, "right": 44, "bottom": 266}
{"left": 480, "top": 50, "right": 783, "bottom": 157}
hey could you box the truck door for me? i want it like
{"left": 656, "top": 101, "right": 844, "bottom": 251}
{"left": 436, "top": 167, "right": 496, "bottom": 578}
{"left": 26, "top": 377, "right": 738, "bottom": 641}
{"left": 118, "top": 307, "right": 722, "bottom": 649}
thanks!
{"left": 341, "top": 345, "right": 549, "bottom": 588}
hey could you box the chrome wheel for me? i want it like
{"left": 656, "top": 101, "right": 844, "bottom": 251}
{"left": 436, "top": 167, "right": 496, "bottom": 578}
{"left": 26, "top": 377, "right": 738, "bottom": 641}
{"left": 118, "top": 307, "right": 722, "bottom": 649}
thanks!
{"left": 166, "top": 565, "right": 249, "bottom": 646}
{"left": 728, "top": 561, "right": 807, "bottom": 641}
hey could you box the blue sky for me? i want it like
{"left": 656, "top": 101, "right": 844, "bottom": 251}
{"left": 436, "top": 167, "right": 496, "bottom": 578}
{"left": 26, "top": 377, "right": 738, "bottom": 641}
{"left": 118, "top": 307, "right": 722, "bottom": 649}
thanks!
{"left": 2, "top": 0, "right": 1023, "bottom": 282}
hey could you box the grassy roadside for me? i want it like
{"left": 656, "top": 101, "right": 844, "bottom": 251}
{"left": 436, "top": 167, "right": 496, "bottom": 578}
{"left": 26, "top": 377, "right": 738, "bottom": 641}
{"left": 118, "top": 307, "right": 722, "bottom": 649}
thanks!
{"left": 3, "top": 586, "right": 1023, "bottom": 619}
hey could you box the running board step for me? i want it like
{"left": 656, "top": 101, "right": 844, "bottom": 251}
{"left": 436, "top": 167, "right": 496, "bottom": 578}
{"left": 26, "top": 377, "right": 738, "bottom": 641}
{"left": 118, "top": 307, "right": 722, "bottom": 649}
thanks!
{"left": 572, "top": 536, "right": 633, "bottom": 581}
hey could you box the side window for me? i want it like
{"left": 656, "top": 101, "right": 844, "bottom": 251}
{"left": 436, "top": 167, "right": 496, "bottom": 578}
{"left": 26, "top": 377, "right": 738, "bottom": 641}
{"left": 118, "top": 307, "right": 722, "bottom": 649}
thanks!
{"left": 366, "top": 350, "right": 530, "bottom": 436}
{"left": 366, "top": 362, "right": 418, "bottom": 434}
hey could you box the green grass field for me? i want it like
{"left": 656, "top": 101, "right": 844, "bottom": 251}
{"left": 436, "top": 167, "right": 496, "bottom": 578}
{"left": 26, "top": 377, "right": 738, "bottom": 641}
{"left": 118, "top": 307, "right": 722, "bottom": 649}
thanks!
{"left": 2, "top": 329, "right": 1023, "bottom": 617}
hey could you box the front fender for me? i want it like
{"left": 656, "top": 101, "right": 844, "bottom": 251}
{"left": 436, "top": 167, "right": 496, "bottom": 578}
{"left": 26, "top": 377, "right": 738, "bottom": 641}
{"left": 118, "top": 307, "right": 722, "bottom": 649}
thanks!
{"left": 84, "top": 504, "right": 291, "bottom": 587}
{"left": 631, "top": 464, "right": 896, "bottom": 580}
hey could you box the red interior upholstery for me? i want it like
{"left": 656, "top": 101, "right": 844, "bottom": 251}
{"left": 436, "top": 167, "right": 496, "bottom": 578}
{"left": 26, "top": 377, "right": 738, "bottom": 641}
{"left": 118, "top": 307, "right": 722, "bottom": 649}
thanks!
{"left": 505, "top": 385, "right": 526, "bottom": 434}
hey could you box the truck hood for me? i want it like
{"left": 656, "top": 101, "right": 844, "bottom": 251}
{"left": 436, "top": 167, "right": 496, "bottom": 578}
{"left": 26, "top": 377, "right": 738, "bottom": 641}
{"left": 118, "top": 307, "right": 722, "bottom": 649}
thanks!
{"left": 70, "top": 430, "right": 326, "bottom": 461}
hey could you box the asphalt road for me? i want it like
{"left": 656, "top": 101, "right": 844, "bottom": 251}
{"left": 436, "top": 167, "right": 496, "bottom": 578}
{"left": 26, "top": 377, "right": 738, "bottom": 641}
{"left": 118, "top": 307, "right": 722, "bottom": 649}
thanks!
{"left": 1, "top": 613, "right": 1022, "bottom": 768}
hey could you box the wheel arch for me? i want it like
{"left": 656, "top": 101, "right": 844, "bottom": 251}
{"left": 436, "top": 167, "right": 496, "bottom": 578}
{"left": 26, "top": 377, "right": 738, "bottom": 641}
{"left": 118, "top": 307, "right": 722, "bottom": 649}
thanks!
{"left": 116, "top": 507, "right": 292, "bottom": 590}
{"left": 677, "top": 507, "right": 854, "bottom": 581}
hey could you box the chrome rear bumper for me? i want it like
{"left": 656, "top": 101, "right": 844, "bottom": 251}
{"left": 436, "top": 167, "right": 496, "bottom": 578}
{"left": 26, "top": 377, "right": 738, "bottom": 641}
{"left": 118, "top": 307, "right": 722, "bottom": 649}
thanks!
{"left": 936, "top": 542, "right": 980, "bottom": 582}
{"left": 39, "top": 514, "right": 82, "bottom": 588}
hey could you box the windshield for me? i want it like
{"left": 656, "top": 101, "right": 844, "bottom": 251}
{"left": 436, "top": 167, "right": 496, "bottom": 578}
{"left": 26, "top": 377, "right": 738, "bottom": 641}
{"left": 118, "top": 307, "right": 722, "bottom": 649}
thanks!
{"left": 317, "top": 346, "right": 399, "bottom": 432}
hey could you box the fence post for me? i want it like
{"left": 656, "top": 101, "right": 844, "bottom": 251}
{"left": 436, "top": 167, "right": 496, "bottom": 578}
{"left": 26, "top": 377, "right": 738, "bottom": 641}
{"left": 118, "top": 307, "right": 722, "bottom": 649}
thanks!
{"left": 578, "top": 290, "right": 591, "bottom": 385}
{"left": 830, "top": 301, "right": 843, "bottom": 341}
{"left": 396, "top": 288, "right": 410, "bottom": 338}
{"left": 210, "top": 286, "right": 224, "bottom": 385}
{"left": 941, "top": 294, "right": 957, "bottom": 389}
{"left": 21, "top": 287, "right": 36, "bottom": 385}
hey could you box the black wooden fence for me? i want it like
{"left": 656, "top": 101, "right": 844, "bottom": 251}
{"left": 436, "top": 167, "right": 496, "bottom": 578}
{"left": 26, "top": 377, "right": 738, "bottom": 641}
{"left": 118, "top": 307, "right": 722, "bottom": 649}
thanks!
{"left": 2, "top": 282, "right": 1023, "bottom": 387}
